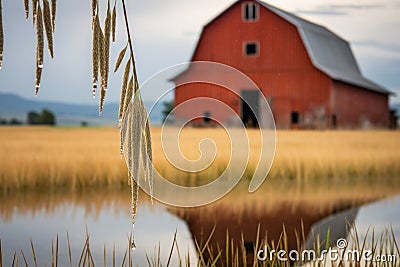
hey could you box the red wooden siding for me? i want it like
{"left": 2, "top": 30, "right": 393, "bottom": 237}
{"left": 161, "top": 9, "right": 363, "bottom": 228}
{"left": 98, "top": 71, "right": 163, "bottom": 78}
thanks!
{"left": 332, "top": 81, "right": 389, "bottom": 128}
{"left": 173, "top": 0, "right": 389, "bottom": 129}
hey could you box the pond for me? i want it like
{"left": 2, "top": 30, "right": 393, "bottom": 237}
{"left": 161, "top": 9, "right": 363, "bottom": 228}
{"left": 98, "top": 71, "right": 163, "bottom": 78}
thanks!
{"left": 0, "top": 189, "right": 197, "bottom": 266}
{"left": 1, "top": 185, "right": 399, "bottom": 266}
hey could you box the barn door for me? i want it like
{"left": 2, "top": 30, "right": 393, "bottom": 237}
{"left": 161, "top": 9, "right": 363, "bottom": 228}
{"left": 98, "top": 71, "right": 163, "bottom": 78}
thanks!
{"left": 241, "top": 90, "right": 259, "bottom": 128}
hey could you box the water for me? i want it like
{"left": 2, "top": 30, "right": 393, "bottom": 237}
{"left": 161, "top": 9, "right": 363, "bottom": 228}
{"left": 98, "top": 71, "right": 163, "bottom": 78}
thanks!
{"left": 1, "top": 187, "right": 399, "bottom": 266}
{"left": 0, "top": 189, "right": 197, "bottom": 266}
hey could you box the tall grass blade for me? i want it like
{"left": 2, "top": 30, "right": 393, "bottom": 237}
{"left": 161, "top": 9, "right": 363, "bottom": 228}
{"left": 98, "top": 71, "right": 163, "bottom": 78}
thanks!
{"left": 211, "top": 249, "right": 222, "bottom": 266}
{"left": 87, "top": 240, "right": 95, "bottom": 267}
{"left": 55, "top": 235, "right": 59, "bottom": 267}
{"left": 20, "top": 250, "right": 28, "bottom": 267}
{"left": 29, "top": 239, "right": 38, "bottom": 267}
{"left": 225, "top": 229, "right": 230, "bottom": 267}
{"left": 254, "top": 224, "right": 261, "bottom": 266}
{"left": 175, "top": 233, "right": 183, "bottom": 267}
{"left": 360, "top": 227, "right": 370, "bottom": 255}
{"left": 127, "top": 234, "right": 132, "bottom": 266}
{"left": 145, "top": 252, "right": 151, "bottom": 267}
{"left": 194, "top": 226, "right": 216, "bottom": 265}
{"left": 194, "top": 239, "right": 206, "bottom": 266}
{"left": 391, "top": 226, "right": 400, "bottom": 257}
{"left": 51, "top": 239, "right": 54, "bottom": 267}
{"left": 186, "top": 250, "right": 190, "bottom": 267}
{"left": 77, "top": 236, "right": 88, "bottom": 267}
{"left": 325, "top": 227, "right": 331, "bottom": 251}
{"left": 103, "top": 245, "right": 106, "bottom": 267}
{"left": 120, "top": 247, "right": 127, "bottom": 267}
{"left": 240, "top": 233, "right": 247, "bottom": 267}
{"left": 157, "top": 242, "right": 161, "bottom": 267}
{"left": 67, "top": 232, "right": 72, "bottom": 267}
{"left": 11, "top": 251, "right": 17, "bottom": 267}
{"left": 112, "top": 245, "right": 116, "bottom": 267}
{"left": 166, "top": 230, "right": 178, "bottom": 267}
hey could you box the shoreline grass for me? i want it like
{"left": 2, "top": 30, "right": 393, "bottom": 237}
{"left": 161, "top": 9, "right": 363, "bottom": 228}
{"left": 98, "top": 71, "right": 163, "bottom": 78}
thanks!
{"left": 1, "top": 226, "right": 398, "bottom": 267}
{"left": 0, "top": 126, "right": 400, "bottom": 194}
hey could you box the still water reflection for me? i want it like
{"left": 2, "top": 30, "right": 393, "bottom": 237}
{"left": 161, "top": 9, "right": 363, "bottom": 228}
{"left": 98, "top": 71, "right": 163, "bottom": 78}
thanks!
{"left": 0, "top": 189, "right": 197, "bottom": 266}
{"left": 1, "top": 185, "right": 399, "bottom": 266}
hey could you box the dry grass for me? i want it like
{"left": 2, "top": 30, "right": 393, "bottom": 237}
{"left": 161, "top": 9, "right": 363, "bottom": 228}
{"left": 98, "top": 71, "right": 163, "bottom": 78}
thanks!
{"left": 0, "top": 126, "right": 126, "bottom": 192}
{"left": 1, "top": 222, "right": 398, "bottom": 267}
{"left": 0, "top": 126, "right": 400, "bottom": 194}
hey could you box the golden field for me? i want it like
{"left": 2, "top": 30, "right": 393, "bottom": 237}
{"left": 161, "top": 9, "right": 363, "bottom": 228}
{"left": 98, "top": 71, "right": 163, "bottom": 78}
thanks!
{"left": 0, "top": 126, "right": 400, "bottom": 195}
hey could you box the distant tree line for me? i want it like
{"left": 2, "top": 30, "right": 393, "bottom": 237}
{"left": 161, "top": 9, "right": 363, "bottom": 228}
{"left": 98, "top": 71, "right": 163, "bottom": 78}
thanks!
{"left": 27, "top": 109, "right": 56, "bottom": 125}
{"left": 0, "top": 109, "right": 57, "bottom": 126}
{"left": 0, "top": 117, "right": 23, "bottom": 125}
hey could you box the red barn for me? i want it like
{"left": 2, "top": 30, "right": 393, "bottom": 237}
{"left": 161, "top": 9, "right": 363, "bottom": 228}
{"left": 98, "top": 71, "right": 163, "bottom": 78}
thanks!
{"left": 171, "top": 0, "right": 392, "bottom": 129}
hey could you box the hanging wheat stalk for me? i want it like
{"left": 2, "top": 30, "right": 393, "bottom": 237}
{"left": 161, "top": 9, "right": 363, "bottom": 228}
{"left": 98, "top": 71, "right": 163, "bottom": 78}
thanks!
{"left": 35, "top": 3, "right": 44, "bottom": 95}
{"left": 42, "top": 0, "right": 53, "bottom": 58}
{"left": 0, "top": 0, "right": 4, "bottom": 70}
{"left": 16, "top": 0, "right": 57, "bottom": 94}
{"left": 50, "top": 0, "right": 56, "bottom": 32}
{"left": 111, "top": 0, "right": 117, "bottom": 43}
{"left": 0, "top": 0, "right": 153, "bottom": 249}
{"left": 24, "top": 0, "right": 29, "bottom": 19}
{"left": 91, "top": 0, "right": 153, "bottom": 250}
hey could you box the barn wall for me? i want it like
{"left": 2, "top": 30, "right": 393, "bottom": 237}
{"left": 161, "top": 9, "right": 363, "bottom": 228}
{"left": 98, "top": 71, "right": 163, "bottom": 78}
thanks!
{"left": 332, "top": 81, "right": 389, "bottom": 128}
{"left": 173, "top": 0, "right": 389, "bottom": 129}
{"left": 174, "top": 82, "right": 240, "bottom": 125}
{"left": 175, "top": 1, "right": 333, "bottom": 129}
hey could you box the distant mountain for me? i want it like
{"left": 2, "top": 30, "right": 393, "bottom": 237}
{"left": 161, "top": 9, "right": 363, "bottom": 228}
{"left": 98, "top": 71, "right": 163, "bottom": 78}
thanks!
{"left": 0, "top": 92, "right": 164, "bottom": 126}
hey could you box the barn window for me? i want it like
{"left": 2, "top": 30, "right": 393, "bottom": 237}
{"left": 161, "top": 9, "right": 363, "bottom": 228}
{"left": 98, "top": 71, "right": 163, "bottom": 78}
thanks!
{"left": 243, "top": 2, "right": 258, "bottom": 21}
{"left": 291, "top": 112, "right": 300, "bottom": 124}
{"left": 245, "top": 42, "right": 258, "bottom": 56}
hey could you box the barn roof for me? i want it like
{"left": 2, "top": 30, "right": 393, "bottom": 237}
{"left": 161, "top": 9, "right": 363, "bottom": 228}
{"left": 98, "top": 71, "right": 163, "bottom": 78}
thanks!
{"left": 257, "top": 1, "right": 390, "bottom": 94}
{"left": 172, "top": 0, "right": 391, "bottom": 95}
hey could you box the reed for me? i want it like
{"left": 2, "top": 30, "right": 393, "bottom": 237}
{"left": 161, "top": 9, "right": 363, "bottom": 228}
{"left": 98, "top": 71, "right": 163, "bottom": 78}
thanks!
{"left": 0, "top": 127, "right": 400, "bottom": 194}
{"left": 0, "top": 227, "right": 398, "bottom": 266}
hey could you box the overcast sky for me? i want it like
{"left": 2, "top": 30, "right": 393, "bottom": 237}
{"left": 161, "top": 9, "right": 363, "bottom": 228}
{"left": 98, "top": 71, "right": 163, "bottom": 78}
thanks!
{"left": 0, "top": 0, "right": 399, "bottom": 106}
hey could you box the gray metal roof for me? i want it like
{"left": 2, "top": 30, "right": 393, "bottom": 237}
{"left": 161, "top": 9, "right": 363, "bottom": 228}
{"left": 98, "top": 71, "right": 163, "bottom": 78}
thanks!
{"left": 257, "top": 1, "right": 391, "bottom": 94}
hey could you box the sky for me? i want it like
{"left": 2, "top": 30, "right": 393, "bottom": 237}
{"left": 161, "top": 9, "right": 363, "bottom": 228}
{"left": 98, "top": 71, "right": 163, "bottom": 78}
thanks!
{"left": 0, "top": 0, "right": 399, "bottom": 106}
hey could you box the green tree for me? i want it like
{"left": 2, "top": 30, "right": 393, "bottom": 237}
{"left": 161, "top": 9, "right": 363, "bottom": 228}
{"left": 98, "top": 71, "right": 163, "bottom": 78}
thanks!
{"left": 27, "top": 109, "right": 56, "bottom": 125}
{"left": 27, "top": 111, "right": 40, "bottom": 125}
{"left": 162, "top": 100, "right": 174, "bottom": 124}
{"left": 39, "top": 109, "right": 56, "bottom": 125}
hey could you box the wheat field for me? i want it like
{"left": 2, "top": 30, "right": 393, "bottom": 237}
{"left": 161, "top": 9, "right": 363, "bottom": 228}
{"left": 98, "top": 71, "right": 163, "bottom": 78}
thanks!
{"left": 0, "top": 126, "right": 400, "bottom": 194}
